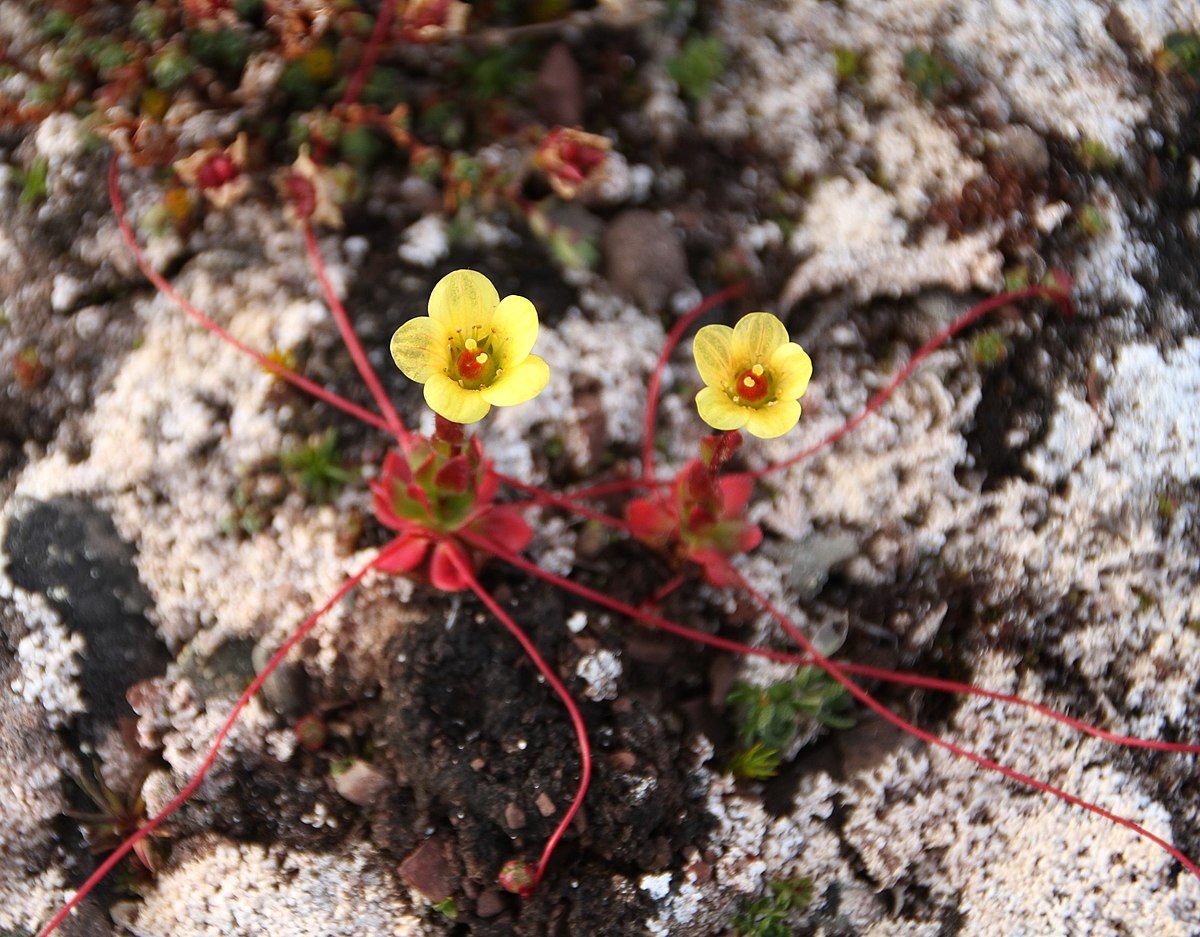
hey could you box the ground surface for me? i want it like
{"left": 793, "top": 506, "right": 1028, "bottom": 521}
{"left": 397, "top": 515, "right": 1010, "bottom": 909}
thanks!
{"left": 2, "top": 1, "right": 1200, "bottom": 935}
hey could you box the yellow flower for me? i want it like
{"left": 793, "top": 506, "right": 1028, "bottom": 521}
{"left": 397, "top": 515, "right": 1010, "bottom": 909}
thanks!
{"left": 390, "top": 270, "right": 550, "bottom": 424}
{"left": 692, "top": 312, "right": 812, "bottom": 438}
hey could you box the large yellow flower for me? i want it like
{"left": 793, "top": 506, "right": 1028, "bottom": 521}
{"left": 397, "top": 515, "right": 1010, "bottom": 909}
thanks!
{"left": 390, "top": 270, "right": 550, "bottom": 424}
{"left": 693, "top": 312, "right": 812, "bottom": 438}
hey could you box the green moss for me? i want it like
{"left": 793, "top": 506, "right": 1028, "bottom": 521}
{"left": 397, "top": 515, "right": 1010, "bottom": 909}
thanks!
{"left": 734, "top": 878, "right": 814, "bottom": 937}
{"left": 971, "top": 329, "right": 1009, "bottom": 367}
{"left": 150, "top": 45, "right": 196, "bottom": 91}
{"left": 17, "top": 157, "right": 50, "bottom": 207}
{"left": 340, "top": 126, "right": 384, "bottom": 168}
{"left": 1003, "top": 265, "right": 1030, "bottom": 292}
{"left": 728, "top": 742, "right": 781, "bottom": 780}
{"left": 280, "top": 430, "right": 356, "bottom": 503}
{"left": 834, "top": 47, "right": 862, "bottom": 81}
{"left": 189, "top": 29, "right": 251, "bottom": 75}
{"left": 903, "top": 47, "right": 958, "bottom": 101}
{"left": 1163, "top": 31, "right": 1200, "bottom": 78}
{"left": 668, "top": 35, "right": 728, "bottom": 102}
{"left": 42, "top": 10, "right": 78, "bottom": 41}
{"left": 727, "top": 667, "right": 854, "bottom": 778}
{"left": 1078, "top": 138, "right": 1118, "bottom": 171}
{"left": 132, "top": 3, "right": 168, "bottom": 42}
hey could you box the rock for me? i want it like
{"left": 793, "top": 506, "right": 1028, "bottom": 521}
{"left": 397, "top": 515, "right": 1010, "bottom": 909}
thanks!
{"left": 603, "top": 210, "right": 688, "bottom": 313}
{"left": 784, "top": 533, "right": 859, "bottom": 601}
{"left": 3, "top": 497, "right": 170, "bottom": 730}
{"left": 252, "top": 641, "right": 309, "bottom": 718}
{"left": 989, "top": 124, "right": 1050, "bottom": 179}
{"left": 535, "top": 792, "right": 557, "bottom": 817}
{"left": 475, "top": 889, "right": 506, "bottom": 918}
{"left": 504, "top": 802, "right": 527, "bottom": 830}
{"left": 397, "top": 837, "right": 455, "bottom": 902}
{"left": 333, "top": 760, "right": 390, "bottom": 808}
{"left": 534, "top": 43, "right": 584, "bottom": 128}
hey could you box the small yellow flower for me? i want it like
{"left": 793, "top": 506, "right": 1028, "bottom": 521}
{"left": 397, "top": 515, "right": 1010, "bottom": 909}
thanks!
{"left": 693, "top": 312, "right": 812, "bottom": 439}
{"left": 390, "top": 270, "right": 550, "bottom": 424}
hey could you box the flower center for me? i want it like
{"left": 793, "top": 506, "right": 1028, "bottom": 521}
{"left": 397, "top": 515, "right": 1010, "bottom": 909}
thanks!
{"left": 197, "top": 153, "right": 238, "bottom": 190}
{"left": 451, "top": 336, "right": 498, "bottom": 388}
{"left": 733, "top": 364, "right": 769, "bottom": 403}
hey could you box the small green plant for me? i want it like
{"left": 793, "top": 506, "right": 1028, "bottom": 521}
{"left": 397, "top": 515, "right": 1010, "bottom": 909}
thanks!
{"left": 668, "top": 35, "right": 728, "bottom": 102}
{"left": 1003, "top": 265, "right": 1030, "bottom": 292}
{"left": 728, "top": 742, "right": 782, "bottom": 781}
{"left": 834, "top": 47, "right": 862, "bottom": 81}
{"left": 1077, "top": 138, "right": 1118, "bottom": 171}
{"left": 432, "top": 897, "right": 459, "bottom": 920}
{"left": 1076, "top": 203, "right": 1107, "bottom": 238}
{"left": 728, "top": 666, "right": 854, "bottom": 778}
{"left": 734, "top": 878, "right": 814, "bottom": 937}
{"left": 16, "top": 157, "right": 50, "bottom": 207}
{"left": 280, "top": 430, "right": 356, "bottom": 503}
{"left": 1161, "top": 31, "right": 1200, "bottom": 78}
{"left": 971, "top": 328, "right": 1009, "bottom": 367}
{"left": 66, "top": 765, "right": 165, "bottom": 881}
{"left": 903, "top": 48, "right": 958, "bottom": 101}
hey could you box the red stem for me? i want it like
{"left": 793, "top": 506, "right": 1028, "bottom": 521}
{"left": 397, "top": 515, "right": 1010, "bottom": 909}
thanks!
{"left": 37, "top": 542, "right": 407, "bottom": 937}
{"left": 468, "top": 534, "right": 1200, "bottom": 756}
{"left": 753, "top": 283, "right": 1072, "bottom": 479}
{"left": 730, "top": 567, "right": 1200, "bottom": 882}
{"left": 497, "top": 472, "right": 634, "bottom": 531}
{"left": 108, "top": 154, "right": 394, "bottom": 436}
{"left": 302, "top": 223, "right": 410, "bottom": 447}
{"left": 450, "top": 554, "right": 593, "bottom": 893}
{"left": 641, "top": 283, "right": 747, "bottom": 482}
{"left": 311, "top": 0, "right": 398, "bottom": 164}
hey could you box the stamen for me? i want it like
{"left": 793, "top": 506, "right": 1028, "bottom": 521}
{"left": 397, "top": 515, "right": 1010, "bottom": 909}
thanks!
{"left": 751, "top": 364, "right": 764, "bottom": 376}
{"left": 743, "top": 376, "right": 756, "bottom": 388}
{"left": 465, "top": 337, "right": 478, "bottom": 351}
{"left": 476, "top": 353, "right": 489, "bottom": 364}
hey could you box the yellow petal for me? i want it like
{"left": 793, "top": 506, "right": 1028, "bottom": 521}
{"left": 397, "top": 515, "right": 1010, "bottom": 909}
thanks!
{"left": 428, "top": 269, "right": 499, "bottom": 338}
{"left": 769, "top": 342, "right": 813, "bottom": 401}
{"left": 491, "top": 294, "right": 539, "bottom": 367}
{"left": 732, "top": 312, "right": 789, "bottom": 365}
{"left": 390, "top": 316, "right": 450, "bottom": 382}
{"left": 481, "top": 355, "right": 550, "bottom": 406}
{"left": 745, "top": 400, "right": 802, "bottom": 439}
{"left": 424, "top": 372, "right": 491, "bottom": 424}
{"left": 696, "top": 386, "right": 749, "bottom": 431}
{"left": 693, "top": 325, "right": 735, "bottom": 388}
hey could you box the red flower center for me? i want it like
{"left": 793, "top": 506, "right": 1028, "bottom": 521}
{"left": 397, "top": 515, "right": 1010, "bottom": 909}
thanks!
{"left": 286, "top": 174, "right": 317, "bottom": 220}
{"left": 454, "top": 338, "right": 491, "bottom": 383}
{"left": 197, "top": 153, "right": 237, "bottom": 190}
{"left": 735, "top": 365, "right": 769, "bottom": 402}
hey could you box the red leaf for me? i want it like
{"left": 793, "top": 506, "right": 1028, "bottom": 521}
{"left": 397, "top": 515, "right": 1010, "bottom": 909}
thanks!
{"left": 371, "top": 480, "right": 404, "bottom": 531}
{"left": 406, "top": 482, "right": 433, "bottom": 516}
{"left": 435, "top": 455, "right": 471, "bottom": 493}
{"left": 734, "top": 522, "right": 763, "bottom": 553}
{"left": 472, "top": 505, "right": 533, "bottom": 554}
{"left": 626, "top": 498, "right": 677, "bottom": 548}
{"left": 376, "top": 534, "right": 430, "bottom": 574}
{"left": 689, "top": 547, "right": 738, "bottom": 587}
{"left": 681, "top": 460, "right": 719, "bottom": 508}
{"left": 430, "top": 541, "right": 471, "bottom": 592}
{"left": 718, "top": 473, "right": 755, "bottom": 518}
{"left": 381, "top": 449, "right": 411, "bottom": 484}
